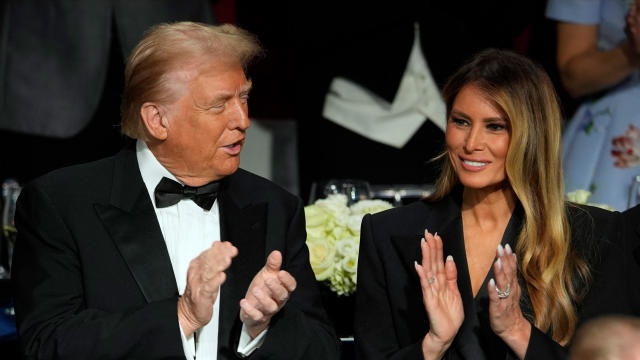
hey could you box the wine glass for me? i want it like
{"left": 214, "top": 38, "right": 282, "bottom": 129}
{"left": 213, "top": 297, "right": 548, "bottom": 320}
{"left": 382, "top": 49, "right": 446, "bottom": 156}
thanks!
{"left": 1, "top": 179, "right": 21, "bottom": 277}
{"left": 320, "top": 179, "right": 372, "bottom": 206}
{"left": 629, "top": 175, "right": 640, "bottom": 209}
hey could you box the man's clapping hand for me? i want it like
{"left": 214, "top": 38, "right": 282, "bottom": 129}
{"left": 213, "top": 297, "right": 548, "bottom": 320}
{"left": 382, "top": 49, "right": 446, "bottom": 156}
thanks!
{"left": 177, "top": 241, "right": 238, "bottom": 338}
{"left": 240, "top": 250, "right": 297, "bottom": 339}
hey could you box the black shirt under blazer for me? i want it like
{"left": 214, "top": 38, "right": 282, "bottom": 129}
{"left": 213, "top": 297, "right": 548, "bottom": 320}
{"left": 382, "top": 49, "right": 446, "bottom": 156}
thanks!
{"left": 11, "top": 144, "right": 339, "bottom": 359}
{"left": 355, "top": 189, "right": 640, "bottom": 359}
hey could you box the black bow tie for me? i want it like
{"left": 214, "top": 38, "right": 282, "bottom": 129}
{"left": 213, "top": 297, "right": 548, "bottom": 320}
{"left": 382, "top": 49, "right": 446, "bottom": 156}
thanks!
{"left": 154, "top": 177, "right": 220, "bottom": 211}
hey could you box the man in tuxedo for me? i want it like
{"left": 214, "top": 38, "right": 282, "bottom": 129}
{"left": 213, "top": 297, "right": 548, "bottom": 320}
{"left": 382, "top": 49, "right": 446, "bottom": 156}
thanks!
{"left": 11, "top": 22, "right": 338, "bottom": 360}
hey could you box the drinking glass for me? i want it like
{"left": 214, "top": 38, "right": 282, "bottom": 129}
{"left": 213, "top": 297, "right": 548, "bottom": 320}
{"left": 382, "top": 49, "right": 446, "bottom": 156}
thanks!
{"left": 309, "top": 179, "right": 372, "bottom": 205}
{"left": 629, "top": 175, "right": 640, "bottom": 209}
{"left": 1, "top": 179, "right": 21, "bottom": 277}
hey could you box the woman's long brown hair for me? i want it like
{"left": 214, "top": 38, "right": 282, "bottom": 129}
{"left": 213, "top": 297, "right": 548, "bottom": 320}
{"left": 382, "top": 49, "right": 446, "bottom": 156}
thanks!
{"left": 429, "top": 49, "right": 590, "bottom": 344}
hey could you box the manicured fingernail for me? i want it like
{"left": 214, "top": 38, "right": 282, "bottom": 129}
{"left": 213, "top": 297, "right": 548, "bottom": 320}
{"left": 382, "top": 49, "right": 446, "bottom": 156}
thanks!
{"left": 446, "top": 255, "right": 454, "bottom": 262}
{"left": 421, "top": 237, "right": 425, "bottom": 244}
{"left": 497, "top": 244, "right": 504, "bottom": 256}
{"left": 434, "top": 232, "right": 438, "bottom": 237}
{"left": 496, "top": 258, "right": 502, "bottom": 269}
{"left": 505, "top": 244, "right": 513, "bottom": 254}
{"left": 489, "top": 278, "right": 496, "bottom": 287}
{"left": 414, "top": 260, "right": 418, "bottom": 268}
{"left": 425, "top": 228, "right": 429, "bottom": 235}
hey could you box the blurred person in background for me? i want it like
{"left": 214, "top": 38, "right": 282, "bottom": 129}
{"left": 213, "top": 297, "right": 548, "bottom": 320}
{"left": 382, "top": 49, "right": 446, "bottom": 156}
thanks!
{"left": 569, "top": 315, "right": 640, "bottom": 360}
{"left": 0, "top": 0, "right": 214, "bottom": 184}
{"left": 546, "top": 0, "right": 640, "bottom": 211}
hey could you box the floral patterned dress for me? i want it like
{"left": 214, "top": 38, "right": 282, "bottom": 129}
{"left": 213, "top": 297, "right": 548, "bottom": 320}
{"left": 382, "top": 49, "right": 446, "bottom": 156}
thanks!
{"left": 547, "top": 0, "right": 640, "bottom": 211}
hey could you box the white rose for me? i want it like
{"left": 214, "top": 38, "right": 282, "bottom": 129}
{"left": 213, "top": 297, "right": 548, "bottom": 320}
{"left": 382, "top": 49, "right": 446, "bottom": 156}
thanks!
{"left": 349, "top": 199, "right": 394, "bottom": 215}
{"left": 323, "top": 193, "right": 349, "bottom": 207}
{"left": 567, "top": 189, "right": 591, "bottom": 204}
{"left": 304, "top": 204, "right": 329, "bottom": 228}
{"left": 346, "top": 213, "right": 365, "bottom": 234}
{"left": 306, "top": 237, "right": 336, "bottom": 281}
{"left": 341, "top": 254, "right": 358, "bottom": 274}
{"left": 336, "top": 237, "right": 358, "bottom": 258}
{"left": 305, "top": 225, "right": 326, "bottom": 239}
{"left": 566, "top": 189, "right": 615, "bottom": 211}
{"left": 331, "top": 225, "right": 349, "bottom": 240}
{"left": 315, "top": 194, "right": 350, "bottom": 220}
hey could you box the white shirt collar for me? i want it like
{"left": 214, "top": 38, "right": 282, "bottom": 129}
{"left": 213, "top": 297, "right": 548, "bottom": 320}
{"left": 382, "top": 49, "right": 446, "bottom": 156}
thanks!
{"left": 136, "top": 139, "right": 180, "bottom": 208}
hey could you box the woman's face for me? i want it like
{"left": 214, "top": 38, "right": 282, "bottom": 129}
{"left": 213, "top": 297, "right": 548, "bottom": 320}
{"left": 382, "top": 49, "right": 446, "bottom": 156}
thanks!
{"left": 446, "top": 85, "right": 511, "bottom": 190}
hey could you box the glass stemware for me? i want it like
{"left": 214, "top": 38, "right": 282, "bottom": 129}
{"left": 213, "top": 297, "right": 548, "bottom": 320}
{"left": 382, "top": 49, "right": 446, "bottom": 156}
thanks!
{"left": 1, "top": 179, "right": 21, "bottom": 278}
{"left": 629, "top": 175, "right": 640, "bottom": 209}
{"left": 308, "top": 179, "right": 372, "bottom": 205}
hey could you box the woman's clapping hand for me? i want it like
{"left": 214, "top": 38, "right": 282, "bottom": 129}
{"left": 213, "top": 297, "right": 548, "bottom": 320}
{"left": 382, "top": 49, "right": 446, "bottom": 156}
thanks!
{"left": 488, "top": 244, "right": 531, "bottom": 359}
{"left": 414, "top": 230, "right": 464, "bottom": 359}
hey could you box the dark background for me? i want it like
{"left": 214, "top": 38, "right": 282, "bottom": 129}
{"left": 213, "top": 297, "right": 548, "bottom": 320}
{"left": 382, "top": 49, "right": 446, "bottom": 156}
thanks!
{"left": 0, "top": 0, "right": 576, "bottom": 198}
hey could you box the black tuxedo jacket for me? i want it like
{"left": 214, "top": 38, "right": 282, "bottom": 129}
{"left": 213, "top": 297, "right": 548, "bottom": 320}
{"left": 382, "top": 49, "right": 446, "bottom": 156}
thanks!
{"left": 11, "top": 144, "right": 339, "bottom": 359}
{"left": 355, "top": 190, "right": 640, "bottom": 359}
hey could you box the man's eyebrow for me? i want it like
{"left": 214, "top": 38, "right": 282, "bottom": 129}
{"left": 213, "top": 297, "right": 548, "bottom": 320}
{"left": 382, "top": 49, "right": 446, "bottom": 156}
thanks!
{"left": 239, "top": 80, "right": 253, "bottom": 95}
{"left": 209, "top": 81, "right": 253, "bottom": 103}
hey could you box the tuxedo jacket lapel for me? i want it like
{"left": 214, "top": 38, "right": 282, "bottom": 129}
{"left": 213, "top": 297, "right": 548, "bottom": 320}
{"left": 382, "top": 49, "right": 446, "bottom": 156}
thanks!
{"left": 94, "top": 146, "right": 178, "bottom": 303}
{"left": 217, "top": 180, "right": 268, "bottom": 356}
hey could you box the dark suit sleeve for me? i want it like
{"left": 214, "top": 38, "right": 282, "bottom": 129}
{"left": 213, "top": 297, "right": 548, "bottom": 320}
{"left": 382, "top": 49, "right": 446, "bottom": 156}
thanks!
{"left": 12, "top": 184, "right": 185, "bottom": 360}
{"left": 522, "top": 326, "right": 567, "bottom": 360}
{"left": 575, "top": 208, "right": 640, "bottom": 321}
{"left": 248, "top": 197, "right": 340, "bottom": 359}
{"left": 354, "top": 214, "right": 424, "bottom": 360}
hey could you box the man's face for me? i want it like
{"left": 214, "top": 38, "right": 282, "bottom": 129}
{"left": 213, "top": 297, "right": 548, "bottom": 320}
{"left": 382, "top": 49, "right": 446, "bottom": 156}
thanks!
{"left": 163, "top": 60, "right": 251, "bottom": 186}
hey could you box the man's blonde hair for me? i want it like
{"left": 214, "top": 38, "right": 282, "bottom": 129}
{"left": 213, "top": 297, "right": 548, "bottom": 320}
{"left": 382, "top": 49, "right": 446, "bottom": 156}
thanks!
{"left": 120, "top": 22, "right": 262, "bottom": 139}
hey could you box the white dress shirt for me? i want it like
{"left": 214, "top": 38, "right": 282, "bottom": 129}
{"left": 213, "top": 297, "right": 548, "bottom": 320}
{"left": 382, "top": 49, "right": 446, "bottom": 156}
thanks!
{"left": 136, "top": 140, "right": 266, "bottom": 359}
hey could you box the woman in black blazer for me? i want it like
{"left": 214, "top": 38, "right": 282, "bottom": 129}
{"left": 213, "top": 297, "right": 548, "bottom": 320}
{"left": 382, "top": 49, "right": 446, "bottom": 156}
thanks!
{"left": 354, "top": 49, "right": 640, "bottom": 359}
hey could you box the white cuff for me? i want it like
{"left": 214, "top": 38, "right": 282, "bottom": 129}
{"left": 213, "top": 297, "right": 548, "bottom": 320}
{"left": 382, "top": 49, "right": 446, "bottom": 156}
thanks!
{"left": 237, "top": 324, "right": 268, "bottom": 357}
{"left": 179, "top": 322, "right": 196, "bottom": 360}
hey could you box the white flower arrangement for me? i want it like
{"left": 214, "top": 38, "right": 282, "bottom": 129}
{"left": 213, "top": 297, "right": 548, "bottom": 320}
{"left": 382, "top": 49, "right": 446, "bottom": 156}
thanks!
{"left": 566, "top": 189, "right": 615, "bottom": 211}
{"left": 305, "top": 194, "right": 393, "bottom": 295}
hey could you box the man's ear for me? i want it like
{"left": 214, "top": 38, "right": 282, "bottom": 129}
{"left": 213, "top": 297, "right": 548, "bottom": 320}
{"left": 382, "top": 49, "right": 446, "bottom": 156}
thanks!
{"left": 140, "top": 102, "right": 169, "bottom": 140}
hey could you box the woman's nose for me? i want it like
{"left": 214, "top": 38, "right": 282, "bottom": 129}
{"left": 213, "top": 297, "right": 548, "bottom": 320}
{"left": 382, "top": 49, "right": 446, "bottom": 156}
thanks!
{"left": 463, "top": 126, "right": 484, "bottom": 153}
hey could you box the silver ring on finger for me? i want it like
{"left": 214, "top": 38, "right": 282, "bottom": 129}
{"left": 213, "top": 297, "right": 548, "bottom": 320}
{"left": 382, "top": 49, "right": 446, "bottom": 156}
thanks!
{"left": 496, "top": 283, "right": 511, "bottom": 299}
{"left": 428, "top": 276, "right": 435, "bottom": 284}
